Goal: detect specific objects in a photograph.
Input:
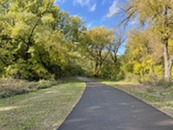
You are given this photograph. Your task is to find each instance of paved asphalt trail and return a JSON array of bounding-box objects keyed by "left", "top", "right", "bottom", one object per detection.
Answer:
[{"left": 57, "top": 81, "right": 173, "bottom": 130}]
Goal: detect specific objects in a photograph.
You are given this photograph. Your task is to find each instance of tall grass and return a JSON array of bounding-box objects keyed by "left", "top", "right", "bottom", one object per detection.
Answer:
[{"left": 0, "top": 79, "right": 63, "bottom": 98}]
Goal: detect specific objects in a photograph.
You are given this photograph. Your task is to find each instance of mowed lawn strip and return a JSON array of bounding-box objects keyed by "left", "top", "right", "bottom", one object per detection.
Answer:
[
  {"left": 0, "top": 82, "right": 86, "bottom": 130},
  {"left": 101, "top": 80, "right": 173, "bottom": 118}
]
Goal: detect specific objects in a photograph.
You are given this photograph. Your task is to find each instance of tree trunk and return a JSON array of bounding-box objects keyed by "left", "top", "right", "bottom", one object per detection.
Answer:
[
  {"left": 164, "top": 39, "right": 172, "bottom": 82},
  {"left": 94, "top": 62, "right": 99, "bottom": 77},
  {"left": 24, "top": 43, "right": 30, "bottom": 61}
]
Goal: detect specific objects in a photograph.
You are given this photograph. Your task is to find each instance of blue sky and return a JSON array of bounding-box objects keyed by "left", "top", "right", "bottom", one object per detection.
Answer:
[
  {"left": 54, "top": 0, "right": 136, "bottom": 54},
  {"left": 54, "top": 0, "right": 129, "bottom": 29}
]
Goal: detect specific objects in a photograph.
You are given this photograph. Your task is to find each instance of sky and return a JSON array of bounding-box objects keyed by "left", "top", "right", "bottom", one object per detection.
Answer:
[
  {"left": 54, "top": 0, "right": 136, "bottom": 54},
  {"left": 54, "top": 0, "right": 130, "bottom": 29}
]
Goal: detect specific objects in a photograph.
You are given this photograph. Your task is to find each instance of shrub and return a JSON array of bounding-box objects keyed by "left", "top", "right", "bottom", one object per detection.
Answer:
[
  {"left": 0, "top": 78, "right": 62, "bottom": 98},
  {"left": 0, "top": 79, "right": 30, "bottom": 98},
  {"left": 124, "top": 73, "right": 140, "bottom": 83}
]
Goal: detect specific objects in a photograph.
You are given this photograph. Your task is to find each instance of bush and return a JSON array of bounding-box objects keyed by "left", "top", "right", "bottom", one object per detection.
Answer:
[
  {"left": 0, "top": 78, "right": 62, "bottom": 98},
  {"left": 124, "top": 73, "right": 140, "bottom": 83},
  {"left": 139, "top": 73, "right": 163, "bottom": 85},
  {"left": 0, "top": 79, "right": 30, "bottom": 98},
  {"left": 4, "top": 59, "right": 55, "bottom": 81}
]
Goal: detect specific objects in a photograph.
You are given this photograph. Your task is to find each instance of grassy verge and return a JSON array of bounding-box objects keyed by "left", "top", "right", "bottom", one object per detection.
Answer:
[
  {"left": 0, "top": 81, "right": 86, "bottom": 130},
  {"left": 101, "top": 80, "right": 173, "bottom": 117}
]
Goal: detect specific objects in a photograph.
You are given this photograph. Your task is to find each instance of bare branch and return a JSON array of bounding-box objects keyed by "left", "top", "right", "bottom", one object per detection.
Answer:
[{"left": 109, "top": 28, "right": 126, "bottom": 63}]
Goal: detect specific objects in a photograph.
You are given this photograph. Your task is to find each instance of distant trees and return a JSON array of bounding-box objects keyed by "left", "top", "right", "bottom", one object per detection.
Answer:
[{"left": 80, "top": 26, "right": 115, "bottom": 77}]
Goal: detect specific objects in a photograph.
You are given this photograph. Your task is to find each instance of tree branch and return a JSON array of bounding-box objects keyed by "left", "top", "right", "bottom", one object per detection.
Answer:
[{"left": 28, "top": 17, "right": 41, "bottom": 43}]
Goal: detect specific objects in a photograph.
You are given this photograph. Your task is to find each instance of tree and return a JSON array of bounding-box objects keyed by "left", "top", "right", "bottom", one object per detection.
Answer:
[
  {"left": 115, "top": 0, "right": 173, "bottom": 82},
  {"left": 123, "top": 29, "right": 163, "bottom": 83},
  {"left": 0, "top": 0, "right": 86, "bottom": 80},
  {"left": 0, "top": 0, "right": 61, "bottom": 79},
  {"left": 80, "top": 26, "right": 115, "bottom": 77},
  {"left": 109, "top": 28, "right": 125, "bottom": 64}
]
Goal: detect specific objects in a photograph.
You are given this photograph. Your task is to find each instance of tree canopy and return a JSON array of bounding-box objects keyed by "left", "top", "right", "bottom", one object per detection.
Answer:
[
  {"left": 2, "top": 0, "right": 173, "bottom": 84},
  {"left": 0, "top": 0, "right": 86, "bottom": 80},
  {"left": 0, "top": 0, "right": 118, "bottom": 80}
]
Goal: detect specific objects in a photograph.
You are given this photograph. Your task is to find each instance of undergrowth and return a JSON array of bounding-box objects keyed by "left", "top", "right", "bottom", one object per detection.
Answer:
[{"left": 0, "top": 79, "right": 64, "bottom": 98}]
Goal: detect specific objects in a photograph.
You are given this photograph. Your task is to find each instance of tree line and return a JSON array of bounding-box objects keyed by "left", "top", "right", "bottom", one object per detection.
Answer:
[
  {"left": 0, "top": 0, "right": 119, "bottom": 80},
  {"left": 1, "top": 0, "right": 173, "bottom": 83}
]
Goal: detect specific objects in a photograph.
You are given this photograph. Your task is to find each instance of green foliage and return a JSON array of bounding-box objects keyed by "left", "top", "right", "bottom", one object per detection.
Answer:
[
  {"left": 121, "top": 30, "right": 163, "bottom": 84},
  {"left": 124, "top": 0, "right": 173, "bottom": 82},
  {"left": 3, "top": 0, "right": 173, "bottom": 86},
  {"left": 80, "top": 26, "right": 115, "bottom": 77},
  {"left": 5, "top": 59, "right": 32, "bottom": 79},
  {"left": 99, "top": 55, "right": 122, "bottom": 80},
  {"left": 0, "top": 0, "right": 86, "bottom": 80}
]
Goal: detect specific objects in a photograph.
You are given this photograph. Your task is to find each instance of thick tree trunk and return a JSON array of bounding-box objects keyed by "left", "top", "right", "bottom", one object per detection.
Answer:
[{"left": 164, "top": 39, "right": 172, "bottom": 82}]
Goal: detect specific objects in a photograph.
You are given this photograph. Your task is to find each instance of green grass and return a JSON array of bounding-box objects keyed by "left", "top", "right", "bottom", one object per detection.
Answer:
[
  {"left": 0, "top": 82, "right": 86, "bottom": 130},
  {"left": 101, "top": 80, "right": 173, "bottom": 117}
]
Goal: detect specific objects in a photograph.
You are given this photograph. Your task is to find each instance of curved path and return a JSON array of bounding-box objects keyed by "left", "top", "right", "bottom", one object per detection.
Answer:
[{"left": 57, "top": 81, "right": 173, "bottom": 130}]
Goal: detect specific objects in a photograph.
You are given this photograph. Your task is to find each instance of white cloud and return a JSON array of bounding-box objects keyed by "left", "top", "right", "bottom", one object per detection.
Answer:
[
  {"left": 86, "top": 23, "right": 92, "bottom": 29},
  {"left": 89, "top": 3, "right": 97, "bottom": 12},
  {"left": 107, "top": 0, "right": 120, "bottom": 17},
  {"left": 86, "top": 21, "right": 95, "bottom": 29},
  {"left": 86, "top": 22, "right": 93, "bottom": 29},
  {"left": 130, "top": 19, "right": 138, "bottom": 25},
  {"left": 55, "top": 0, "right": 66, "bottom": 4},
  {"left": 130, "top": 16, "right": 139, "bottom": 25},
  {"left": 73, "top": 0, "right": 91, "bottom": 6},
  {"left": 73, "top": 0, "right": 97, "bottom": 12}
]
